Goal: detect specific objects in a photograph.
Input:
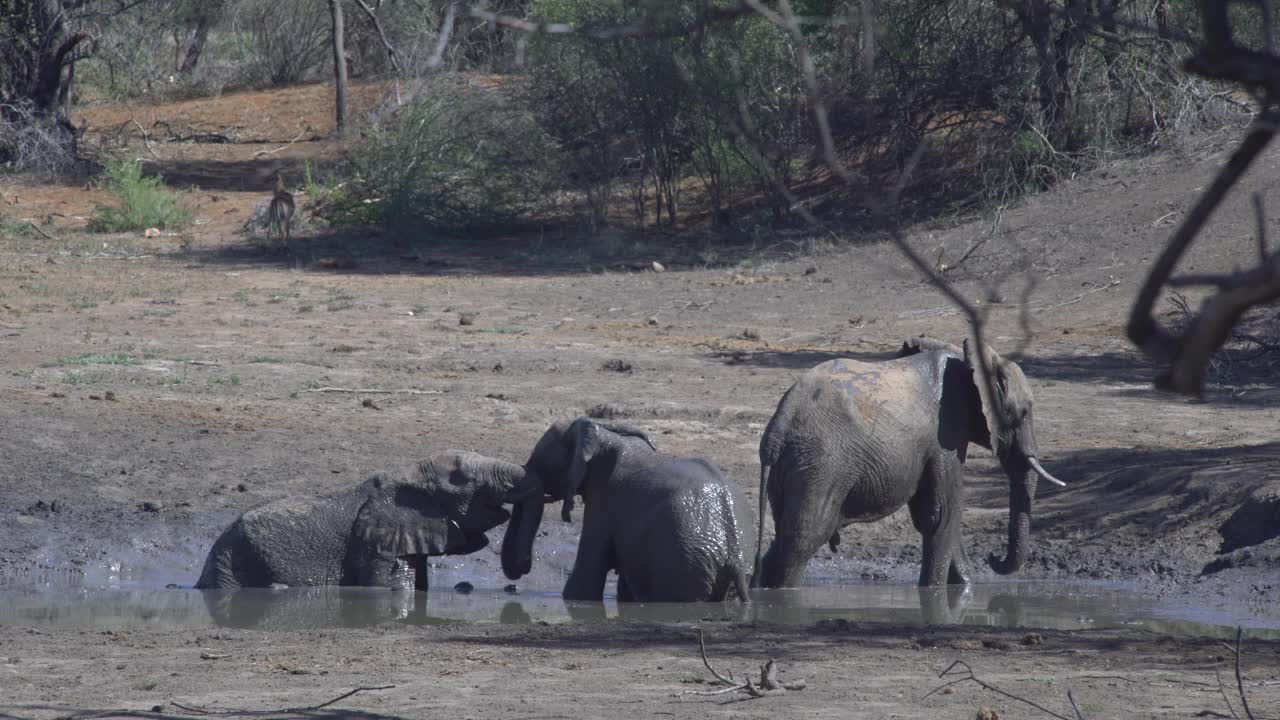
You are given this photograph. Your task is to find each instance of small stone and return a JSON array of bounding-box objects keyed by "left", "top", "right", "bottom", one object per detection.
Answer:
[
  {"left": 104, "top": 390, "right": 116, "bottom": 401},
  {"left": 651, "top": 261, "right": 665, "bottom": 273},
  {"left": 454, "top": 581, "right": 474, "bottom": 594},
  {"left": 139, "top": 500, "right": 162, "bottom": 513},
  {"left": 1021, "top": 632, "right": 1043, "bottom": 646},
  {"left": 235, "top": 483, "right": 248, "bottom": 493},
  {"left": 361, "top": 398, "right": 380, "bottom": 410},
  {"left": 151, "top": 706, "right": 165, "bottom": 713},
  {"left": 741, "top": 328, "right": 761, "bottom": 340},
  {"left": 976, "top": 708, "right": 999, "bottom": 720},
  {"left": 803, "top": 266, "right": 817, "bottom": 276},
  {"left": 458, "top": 312, "right": 476, "bottom": 326},
  {"left": 504, "top": 584, "right": 519, "bottom": 594},
  {"left": 646, "top": 316, "right": 658, "bottom": 326}
]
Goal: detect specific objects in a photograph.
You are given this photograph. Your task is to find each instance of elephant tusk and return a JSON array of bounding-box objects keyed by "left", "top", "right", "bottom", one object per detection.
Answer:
[{"left": 1028, "top": 456, "right": 1066, "bottom": 487}]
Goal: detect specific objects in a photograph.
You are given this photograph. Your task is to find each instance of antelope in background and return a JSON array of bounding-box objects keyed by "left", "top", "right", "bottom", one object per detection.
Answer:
[{"left": 268, "top": 173, "right": 295, "bottom": 242}]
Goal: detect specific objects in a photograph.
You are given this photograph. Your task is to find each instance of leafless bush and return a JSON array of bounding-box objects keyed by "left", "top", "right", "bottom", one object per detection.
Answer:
[
  {"left": 232, "top": 0, "right": 333, "bottom": 87},
  {"left": 0, "top": 103, "right": 81, "bottom": 177}
]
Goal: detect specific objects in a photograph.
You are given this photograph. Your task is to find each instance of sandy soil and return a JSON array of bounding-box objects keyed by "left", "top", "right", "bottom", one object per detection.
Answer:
[{"left": 1, "top": 86, "right": 1279, "bottom": 718}]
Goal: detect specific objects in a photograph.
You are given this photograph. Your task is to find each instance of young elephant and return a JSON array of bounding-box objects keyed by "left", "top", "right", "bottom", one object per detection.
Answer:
[
  {"left": 501, "top": 417, "right": 752, "bottom": 603},
  {"left": 754, "top": 336, "right": 1063, "bottom": 589},
  {"left": 196, "top": 450, "right": 536, "bottom": 591}
]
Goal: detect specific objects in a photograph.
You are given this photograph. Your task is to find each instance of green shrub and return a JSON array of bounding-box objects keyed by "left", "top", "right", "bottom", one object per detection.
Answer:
[
  {"left": 90, "top": 159, "right": 190, "bottom": 232},
  {"left": 326, "top": 76, "right": 554, "bottom": 231}
]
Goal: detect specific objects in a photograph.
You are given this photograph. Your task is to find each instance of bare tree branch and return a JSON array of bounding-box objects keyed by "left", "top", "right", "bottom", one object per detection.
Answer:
[
  {"left": 428, "top": 1, "right": 460, "bottom": 69},
  {"left": 1125, "top": 1, "right": 1280, "bottom": 395},
  {"left": 348, "top": 0, "right": 401, "bottom": 73}
]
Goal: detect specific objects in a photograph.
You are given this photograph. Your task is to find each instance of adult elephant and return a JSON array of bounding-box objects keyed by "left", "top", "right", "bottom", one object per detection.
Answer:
[
  {"left": 196, "top": 450, "right": 538, "bottom": 591},
  {"left": 501, "top": 417, "right": 752, "bottom": 602},
  {"left": 753, "top": 336, "right": 1063, "bottom": 588}
]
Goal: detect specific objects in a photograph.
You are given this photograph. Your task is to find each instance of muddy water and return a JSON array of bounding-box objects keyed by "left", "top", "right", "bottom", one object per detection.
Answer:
[{"left": 1, "top": 562, "right": 1276, "bottom": 636}]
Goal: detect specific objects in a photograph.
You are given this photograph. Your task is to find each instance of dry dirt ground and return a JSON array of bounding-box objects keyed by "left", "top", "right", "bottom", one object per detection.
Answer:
[{"left": 1, "top": 86, "right": 1279, "bottom": 718}]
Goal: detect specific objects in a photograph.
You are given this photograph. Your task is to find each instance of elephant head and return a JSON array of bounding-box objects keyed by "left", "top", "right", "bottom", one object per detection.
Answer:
[
  {"left": 500, "top": 417, "right": 656, "bottom": 581},
  {"left": 353, "top": 450, "right": 538, "bottom": 566},
  {"left": 899, "top": 336, "right": 1062, "bottom": 577},
  {"left": 960, "top": 339, "right": 1063, "bottom": 576}
]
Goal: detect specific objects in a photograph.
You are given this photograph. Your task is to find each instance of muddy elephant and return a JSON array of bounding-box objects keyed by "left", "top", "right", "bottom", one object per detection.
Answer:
[
  {"left": 501, "top": 417, "right": 752, "bottom": 602},
  {"left": 753, "top": 336, "right": 1062, "bottom": 588},
  {"left": 196, "top": 450, "right": 538, "bottom": 591}
]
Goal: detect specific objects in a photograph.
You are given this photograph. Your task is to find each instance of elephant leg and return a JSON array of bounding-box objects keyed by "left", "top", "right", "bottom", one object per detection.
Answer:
[
  {"left": 761, "top": 474, "right": 843, "bottom": 588},
  {"left": 562, "top": 511, "right": 614, "bottom": 602},
  {"left": 908, "top": 460, "right": 969, "bottom": 587},
  {"left": 410, "top": 555, "right": 429, "bottom": 593},
  {"left": 616, "top": 574, "right": 633, "bottom": 603}
]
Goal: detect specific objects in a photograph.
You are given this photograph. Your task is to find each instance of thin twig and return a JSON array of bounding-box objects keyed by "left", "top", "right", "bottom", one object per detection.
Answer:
[
  {"left": 1255, "top": 193, "right": 1269, "bottom": 263},
  {"left": 251, "top": 128, "right": 308, "bottom": 158},
  {"left": 923, "top": 661, "right": 1077, "bottom": 720},
  {"left": 132, "top": 119, "right": 160, "bottom": 159},
  {"left": 301, "top": 387, "right": 442, "bottom": 395},
  {"left": 349, "top": 0, "right": 401, "bottom": 73},
  {"left": 26, "top": 220, "right": 54, "bottom": 239},
  {"left": 168, "top": 685, "right": 395, "bottom": 716},
  {"left": 1068, "top": 688, "right": 1087, "bottom": 720},
  {"left": 1236, "top": 627, "right": 1257, "bottom": 720},
  {"left": 695, "top": 628, "right": 738, "bottom": 686},
  {"left": 1216, "top": 665, "right": 1241, "bottom": 720}
]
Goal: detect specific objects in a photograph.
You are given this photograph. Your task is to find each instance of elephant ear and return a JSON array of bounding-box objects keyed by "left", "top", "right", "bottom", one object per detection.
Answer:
[
  {"left": 351, "top": 478, "right": 477, "bottom": 558},
  {"left": 961, "top": 338, "right": 1006, "bottom": 450}
]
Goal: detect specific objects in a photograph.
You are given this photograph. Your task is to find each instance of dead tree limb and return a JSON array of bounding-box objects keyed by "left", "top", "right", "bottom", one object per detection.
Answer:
[
  {"left": 1125, "top": 0, "right": 1280, "bottom": 396},
  {"left": 923, "top": 660, "right": 1078, "bottom": 720},
  {"left": 684, "top": 629, "right": 805, "bottom": 699},
  {"left": 301, "top": 387, "right": 442, "bottom": 395},
  {"left": 168, "top": 685, "right": 395, "bottom": 716},
  {"left": 349, "top": 0, "right": 401, "bottom": 73},
  {"left": 695, "top": 628, "right": 738, "bottom": 686}
]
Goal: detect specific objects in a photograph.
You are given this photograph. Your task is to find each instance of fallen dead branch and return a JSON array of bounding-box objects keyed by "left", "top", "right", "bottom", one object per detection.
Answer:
[
  {"left": 26, "top": 220, "right": 53, "bottom": 239},
  {"left": 923, "top": 660, "right": 1080, "bottom": 720},
  {"left": 132, "top": 119, "right": 160, "bottom": 159},
  {"left": 683, "top": 628, "right": 806, "bottom": 699},
  {"left": 167, "top": 684, "right": 394, "bottom": 716},
  {"left": 301, "top": 387, "right": 443, "bottom": 395},
  {"left": 251, "top": 127, "right": 309, "bottom": 158}
]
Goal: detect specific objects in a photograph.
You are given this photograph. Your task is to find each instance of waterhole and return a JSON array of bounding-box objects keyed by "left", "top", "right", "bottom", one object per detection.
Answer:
[{"left": 0, "top": 558, "right": 1275, "bottom": 636}]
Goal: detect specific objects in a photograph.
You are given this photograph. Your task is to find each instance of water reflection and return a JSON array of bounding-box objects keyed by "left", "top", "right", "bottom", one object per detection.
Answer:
[{"left": 1, "top": 576, "right": 1278, "bottom": 635}]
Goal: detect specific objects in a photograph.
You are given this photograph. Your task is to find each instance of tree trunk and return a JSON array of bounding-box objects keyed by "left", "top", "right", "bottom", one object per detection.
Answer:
[
  {"left": 1154, "top": 0, "right": 1171, "bottom": 39},
  {"left": 179, "top": 16, "right": 211, "bottom": 75},
  {"left": 329, "top": 0, "right": 349, "bottom": 136}
]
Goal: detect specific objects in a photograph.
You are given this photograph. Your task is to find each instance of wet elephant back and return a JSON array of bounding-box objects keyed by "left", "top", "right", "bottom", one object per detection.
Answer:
[
  {"left": 611, "top": 458, "right": 745, "bottom": 601},
  {"left": 236, "top": 492, "right": 363, "bottom": 586}
]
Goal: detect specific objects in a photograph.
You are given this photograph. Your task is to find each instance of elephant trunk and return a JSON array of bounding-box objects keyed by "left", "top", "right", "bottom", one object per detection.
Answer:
[
  {"left": 988, "top": 445, "right": 1037, "bottom": 576},
  {"left": 501, "top": 489, "right": 545, "bottom": 581}
]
